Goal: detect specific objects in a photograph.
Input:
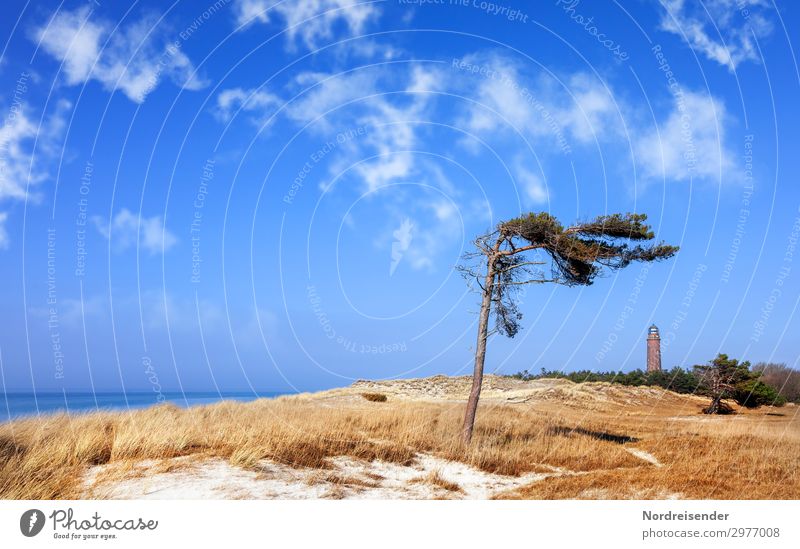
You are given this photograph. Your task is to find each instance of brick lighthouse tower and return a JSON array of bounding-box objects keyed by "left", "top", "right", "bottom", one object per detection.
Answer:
[{"left": 647, "top": 324, "right": 662, "bottom": 372}]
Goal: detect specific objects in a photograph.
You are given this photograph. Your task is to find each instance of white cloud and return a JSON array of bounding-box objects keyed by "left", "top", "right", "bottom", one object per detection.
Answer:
[
  {"left": 658, "top": 0, "right": 774, "bottom": 70},
  {"left": 356, "top": 153, "right": 415, "bottom": 192},
  {"left": 233, "top": 0, "right": 380, "bottom": 50},
  {"left": 0, "top": 101, "right": 71, "bottom": 204},
  {"left": 356, "top": 67, "right": 442, "bottom": 192},
  {"left": 0, "top": 106, "right": 37, "bottom": 203},
  {"left": 515, "top": 164, "right": 548, "bottom": 205},
  {"left": 0, "top": 99, "right": 71, "bottom": 249},
  {"left": 454, "top": 52, "right": 738, "bottom": 185},
  {"left": 554, "top": 73, "right": 620, "bottom": 144},
  {"left": 335, "top": 38, "right": 401, "bottom": 61},
  {"left": 431, "top": 200, "right": 457, "bottom": 222},
  {"left": 286, "top": 70, "right": 376, "bottom": 124},
  {"left": 636, "top": 91, "right": 735, "bottom": 182},
  {"left": 34, "top": 7, "right": 104, "bottom": 84},
  {"left": 234, "top": 0, "right": 275, "bottom": 26},
  {"left": 214, "top": 47, "right": 740, "bottom": 199},
  {"left": 456, "top": 53, "right": 620, "bottom": 151},
  {"left": 33, "top": 7, "right": 208, "bottom": 103},
  {"left": 92, "top": 208, "right": 177, "bottom": 254},
  {"left": 214, "top": 87, "right": 283, "bottom": 124},
  {"left": 284, "top": 65, "right": 442, "bottom": 193},
  {"left": 379, "top": 196, "right": 461, "bottom": 274},
  {"left": 214, "top": 66, "right": 442, "bottom": 194},
  {"left": 233, "top": 0, "right": 378, "bottom": 45},
  {"left": 459, "top": 55, "right": 537, "bottom": 135}
]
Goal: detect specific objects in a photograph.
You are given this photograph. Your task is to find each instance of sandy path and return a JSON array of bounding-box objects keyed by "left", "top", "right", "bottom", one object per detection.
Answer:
[{"left": 84, "top": 454, "right": 564, "bottom": 500}]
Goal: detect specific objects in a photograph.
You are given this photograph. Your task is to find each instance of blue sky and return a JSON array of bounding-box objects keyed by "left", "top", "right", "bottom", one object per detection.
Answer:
[{"left": 0, "top": 0, "right": 799, "bottom": 394}]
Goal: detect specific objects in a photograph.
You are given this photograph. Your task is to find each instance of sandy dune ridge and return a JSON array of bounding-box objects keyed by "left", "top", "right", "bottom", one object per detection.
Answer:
[{"left": 60, "top": 376, "right": 795, "bottom": 500}]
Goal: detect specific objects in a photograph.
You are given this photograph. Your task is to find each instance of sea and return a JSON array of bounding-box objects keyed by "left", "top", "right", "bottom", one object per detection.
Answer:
[{"left": 0, "top": 391, "right": 288, "bottom": 423}]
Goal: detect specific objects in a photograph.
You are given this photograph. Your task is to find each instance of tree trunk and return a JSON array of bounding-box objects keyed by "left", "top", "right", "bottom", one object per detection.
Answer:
[
  {"left": 462, "top": 254, "right": 498, "bottom": 445},
  {"left": 706, "top": 375, "right": 722, "bottom": 414}
]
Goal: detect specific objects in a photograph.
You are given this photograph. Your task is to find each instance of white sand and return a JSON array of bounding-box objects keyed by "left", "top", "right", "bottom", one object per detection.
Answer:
[
  {"left": 624, "top": 447, "right": 662, "bottom": 467},
  {"left": 84, "top": 454, "right": 561, "bottom": 500}
]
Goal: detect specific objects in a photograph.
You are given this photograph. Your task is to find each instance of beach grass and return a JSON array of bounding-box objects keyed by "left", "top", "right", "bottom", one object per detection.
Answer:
[{"left": 0, "top": 385, "right": 798, "bottom": 499}]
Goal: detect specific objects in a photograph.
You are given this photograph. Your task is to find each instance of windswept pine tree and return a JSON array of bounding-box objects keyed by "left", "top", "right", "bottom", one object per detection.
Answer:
[
  {"left": 694, "top": 354, "right": 786, "bottom": 413},
  {"left": 458, "top": 212, "right": 679, "bottom": 443}
]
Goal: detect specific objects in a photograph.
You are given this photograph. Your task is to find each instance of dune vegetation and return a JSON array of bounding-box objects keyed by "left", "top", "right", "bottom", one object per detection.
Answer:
[{"left": 0, "top": 376, "right": 797, "bottom": 499}]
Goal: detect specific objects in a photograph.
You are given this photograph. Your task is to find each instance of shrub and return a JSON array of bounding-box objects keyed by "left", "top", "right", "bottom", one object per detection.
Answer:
[
  {"left": 511, "top": 366, "right": 700, "bottom": 395},
  {"left": 361, "top": 393, "right": 387, "bottom": 402},
  {"left": 734, "top": 379, "right": 786, "bottom": 408},
  {"left": 515, "top": 355, "right": 791, "bottom": 412}
]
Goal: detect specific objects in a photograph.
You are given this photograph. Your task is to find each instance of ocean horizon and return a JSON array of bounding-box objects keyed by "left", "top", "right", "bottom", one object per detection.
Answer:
[{"left": 0, "top": 391, "right": 290, "bottom": 422}]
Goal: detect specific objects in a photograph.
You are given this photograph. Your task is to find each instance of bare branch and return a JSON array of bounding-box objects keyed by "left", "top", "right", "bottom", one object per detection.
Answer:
[
  {"left": 500, "top": 278, "right": 560, "bottom": 286},
  {"left": 495, "top": 260, "right": 547, "bottom": 273}
]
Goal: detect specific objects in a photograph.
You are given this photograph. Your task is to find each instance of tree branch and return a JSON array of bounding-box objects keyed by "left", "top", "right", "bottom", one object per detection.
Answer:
[
  {"left": 497, "top": 243, "right": 546, "bottom": 256},
  {"left": 495, "top": 260, "right": 547, "bottom": 273},
  {"left": 499, "top": 278, "right": 561, "bottom": 286}
]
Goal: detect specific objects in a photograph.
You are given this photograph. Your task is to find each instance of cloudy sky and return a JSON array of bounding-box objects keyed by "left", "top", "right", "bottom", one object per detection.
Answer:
[{"left": 1, "top": 0, "right": 799, "bottom": 395}]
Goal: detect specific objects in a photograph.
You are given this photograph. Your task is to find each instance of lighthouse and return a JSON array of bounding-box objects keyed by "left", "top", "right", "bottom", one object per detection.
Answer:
[{"left": 646, "top": 324, "right": 662, "bottom": 372}]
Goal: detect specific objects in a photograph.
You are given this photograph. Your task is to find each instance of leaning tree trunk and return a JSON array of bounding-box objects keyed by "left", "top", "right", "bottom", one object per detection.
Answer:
[
  {"left": 462, "top": 255, "right": 497, "bottom": 444},
  {"left": 705, "top": 376, "right": 722, "bottom": 414}
]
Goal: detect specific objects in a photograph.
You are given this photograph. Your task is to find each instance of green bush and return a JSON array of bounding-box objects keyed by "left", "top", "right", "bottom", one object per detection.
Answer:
[{"left": 734, "top": 379, "right": 786, "bottom": 408}]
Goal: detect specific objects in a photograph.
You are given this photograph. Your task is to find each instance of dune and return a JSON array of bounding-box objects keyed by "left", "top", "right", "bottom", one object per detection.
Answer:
[{"left": 1, "top": 375, "right": 797, "bottom": 499}]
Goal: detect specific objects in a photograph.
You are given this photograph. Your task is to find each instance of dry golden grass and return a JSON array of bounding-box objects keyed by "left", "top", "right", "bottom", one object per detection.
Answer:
[
  {"left": 495, "top": 403, "right": 800, "bottom": 499},
  {"left": 410, "top": 470, "right": 464, "bottom": 493},
  {"left": 0, "top": 385, "right": 797, "bottom": 499}
]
